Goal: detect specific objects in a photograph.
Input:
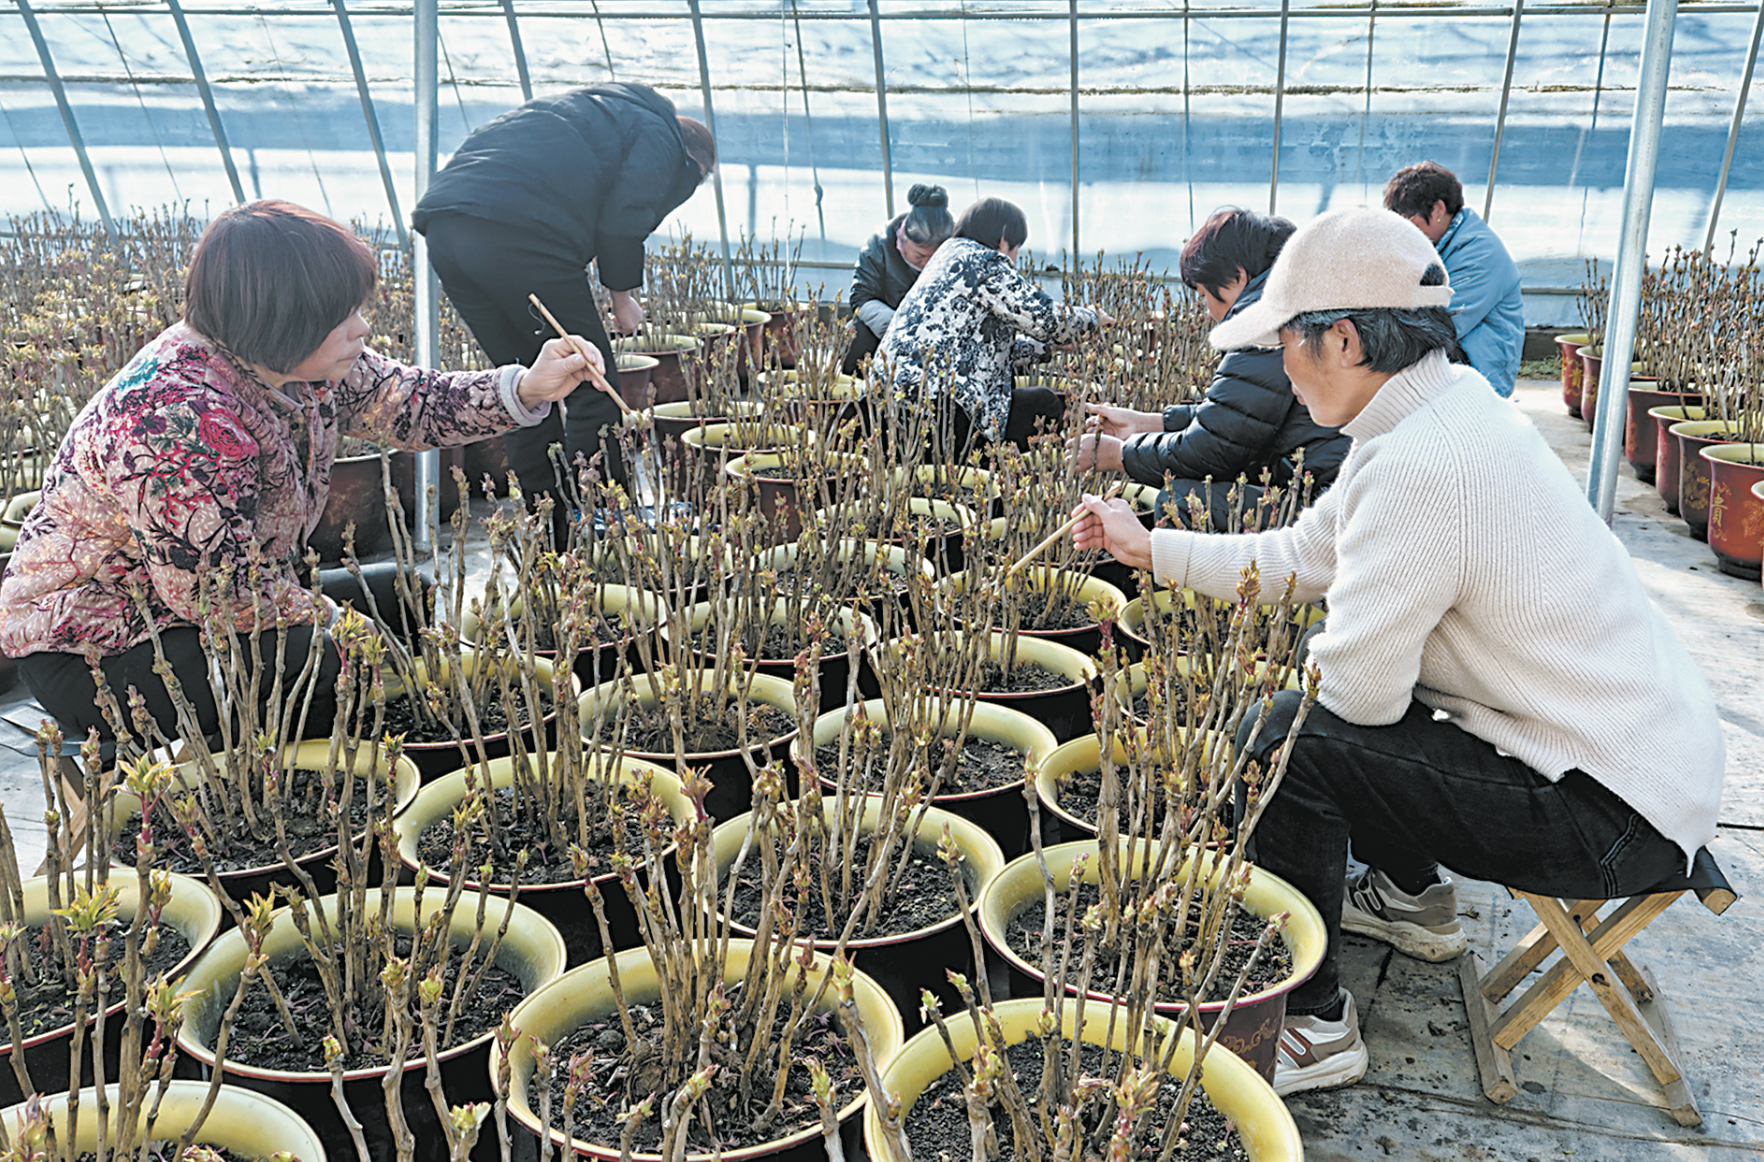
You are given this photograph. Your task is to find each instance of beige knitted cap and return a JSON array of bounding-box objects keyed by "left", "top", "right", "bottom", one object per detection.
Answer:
[{"left": 1208, "top": 206, "right": 1455, "bottom": 351}]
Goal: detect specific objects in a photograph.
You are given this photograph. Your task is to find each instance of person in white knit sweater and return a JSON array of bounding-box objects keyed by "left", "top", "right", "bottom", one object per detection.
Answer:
[{"left": 1070, "top": 206, "right": 1725, "bottom": 1097}]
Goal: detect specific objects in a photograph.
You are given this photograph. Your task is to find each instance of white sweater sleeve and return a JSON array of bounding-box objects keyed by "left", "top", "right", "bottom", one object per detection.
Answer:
[{"left": 1148, "top": 440, "right": 1465, "bottom": 727}]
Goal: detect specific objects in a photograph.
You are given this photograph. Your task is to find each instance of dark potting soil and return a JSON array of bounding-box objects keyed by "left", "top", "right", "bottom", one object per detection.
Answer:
[
  {"left": 226, "top": 934, "right": 523, "bottom": 1072},
  {"left": 1003, "top": 881, "right": 1293, "bottom": 1003},
  {"left": 690, "top": 620, "right": 847, "bottom": 662},
  {"left": 812, "top": 735, "right": 1027, "bottom": 796},
  {"left": 415, "top": 782, "right": 655, "bottom": 886},
  {"left": 621, "top": 698, "right": 794, "bottom": 755},
  {"left": 727, "top": 830, "right": 967, "bottom": 940},
  {"left": 539, "top": 985, "right": 863, "bottom": 1154},
  {"left": 116, "top": 765, "right": 389, "bottom": 875},
  {"left": 970, "top": 661, "right": 1071, "bottom": 694},
  {"left": 769, "top": 565, "right": 909, "bottom": 603},
  {"left": 1055, "top": 765, "right": 1174, "bottom": 830},
  {"left": 1013, "top": 587, "right": 1099, "bottom": 632},
  {"left": 507, "top": 610, "right": 622, "bottom": 654},
  {"left": 13, "top": 919, "right": 193, "bottom": 1039},
  {"left": 902, "top": 1035, "right": 1246, "bottom": 1160},
  {"left": 382, "top": 686, "right": 553, "bottom": 746}
]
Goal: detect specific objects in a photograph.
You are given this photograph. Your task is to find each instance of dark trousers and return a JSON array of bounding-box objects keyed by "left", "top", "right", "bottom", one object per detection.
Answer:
[
  {"left": 1154, "top": 480, "right": 1269, "bottom": 533},
  {"left": 922, "top": 386, "right": 1067, "bottom": 461},
  {"left": 421, "top": 213, "right": 628, "bottom": 504},
  {"left": 17, "top": 565, "right": 411, "bottom": 748},
  {"left": 1235, "top": 690, "right": 1684, "bottom": 1015}
]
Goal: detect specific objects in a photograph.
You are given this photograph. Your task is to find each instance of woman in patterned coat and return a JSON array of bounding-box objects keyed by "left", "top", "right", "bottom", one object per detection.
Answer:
[
  {"left": 876, "top": 197, "right": 1109, "bottom": 458},
  {"left": 0, "top": 201, "right": 601, "bottom": 746}
]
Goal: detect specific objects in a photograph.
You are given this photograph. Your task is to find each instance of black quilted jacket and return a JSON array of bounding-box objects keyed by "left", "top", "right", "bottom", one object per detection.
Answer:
[{"left": 1119, "top": 271, "right": 1351, "bottom": 491}]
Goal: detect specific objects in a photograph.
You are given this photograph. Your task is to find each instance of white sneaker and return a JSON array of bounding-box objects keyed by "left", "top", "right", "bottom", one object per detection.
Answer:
[
  {"left": 1274, "top": 989, "right": 1369, "bottom": 1096},
  {"left": 1340, "top": 866, "right": 1468, "bottom": 962}
]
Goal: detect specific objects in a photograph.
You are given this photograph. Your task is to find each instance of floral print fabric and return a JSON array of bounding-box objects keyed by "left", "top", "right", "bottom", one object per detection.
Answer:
[
  {"left": 877, "top": 237, "right": 1100, "bottom": 440},
  {"left": 0, "top": 321, "right": 537, "bottom": 658}
]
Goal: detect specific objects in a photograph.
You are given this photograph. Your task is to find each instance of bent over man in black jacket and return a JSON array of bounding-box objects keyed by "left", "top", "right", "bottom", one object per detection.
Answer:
[
  {"left": 1069, "top": 208, "right": 1350, "bottom": 531},
  {"left": 414, "top": 83, "right": 715, "bottom": 530}
]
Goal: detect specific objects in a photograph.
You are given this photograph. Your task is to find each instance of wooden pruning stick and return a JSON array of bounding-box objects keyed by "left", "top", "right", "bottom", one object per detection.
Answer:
[
  {"left": 1003, "top": 481, "right": 1124, "bottom": 578},
  {"left": 527, "top": 293, "right": 635, "bottom": 418}
]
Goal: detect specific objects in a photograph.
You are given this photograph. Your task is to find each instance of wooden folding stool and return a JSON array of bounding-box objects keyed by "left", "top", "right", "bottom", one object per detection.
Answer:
[{"left": 1458, "top": 846, "right": 1738, "bottom": 1127}]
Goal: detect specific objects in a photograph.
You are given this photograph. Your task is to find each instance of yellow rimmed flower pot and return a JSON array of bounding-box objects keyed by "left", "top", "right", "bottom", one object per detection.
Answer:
[
  {"left": 976, "top": 838, "right": 1326, "bottom": 1082},
  {"left": 0, "top": 1081, "right": 328, "bottom": 1162},
  {"left": 392, "top": 752, "right": 693, "bottom": 967},
  {"left": 799, "top": 696, "right": 1058, "bottom": 859},
  {"left": 1700, "top": 442, "right": 1764, "bottom": 580},
  {"left": 941, "top": 565, "right": 1127, "bottom": 659},
  {"left": 496, "top": 938, "right": 903, "bottom": 1160},
  {"left": 1669, "top": 419, "right": 1745, "bottom": 541},
  {"left": 665, "top": 594, "right": 880, "bottom": 712},
  {"left": 864, "top": 996, "right": 1301, "bottom": 1162},
  {"left": 175, "top": 886, "right": 566, "bottom": 1162}
]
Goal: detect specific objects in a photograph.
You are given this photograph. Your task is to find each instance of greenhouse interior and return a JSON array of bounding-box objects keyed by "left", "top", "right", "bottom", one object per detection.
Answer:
[{"left": 1, "top": 1, "right": 1762, "bottom": 1160}]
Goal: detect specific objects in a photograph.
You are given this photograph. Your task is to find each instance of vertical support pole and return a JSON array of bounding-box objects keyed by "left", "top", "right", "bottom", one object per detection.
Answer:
[
  {"left": 869, "top": 0, "right": 894, "bottom": 220},
  {"left": 167, "top": 0, "right": 245, "bottom": 204},
  {"left": 16, "top": 0, "right": 116, "bottom": 243},
  {"left": 1588, "top": 0, "right": 1677, "bottom": 522},
  {"left": 501, "top": 0, "right": 533, "bottom": 102},
  {"left": 1704, "top": 0, "right": 1764, "bottom": 254},
  {"left": 1269, "top": 0, "right": 1290, "bottom": 215},
  {"left": 1484, "top": 0, "right": 1525, "bottom": 222},
  {"left": 1354, "top": 0, "right": 1378, "bottom": 190},
  {"left": 333, "top": 0, "right": 407, "bottom": 248},
  {"left": 687, "top": 0, "right": 737, "bottom": 302},
  {"left": 413, "top": 0, "right": 440, "bottom": 549},
  {"left": 1069, "top": 0, "right": 1081, "bottom": 263}
]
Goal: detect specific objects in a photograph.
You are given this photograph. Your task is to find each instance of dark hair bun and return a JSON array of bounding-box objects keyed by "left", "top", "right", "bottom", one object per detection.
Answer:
[{"left": 907, "top": 184, "right": 949, "bottom": 209}]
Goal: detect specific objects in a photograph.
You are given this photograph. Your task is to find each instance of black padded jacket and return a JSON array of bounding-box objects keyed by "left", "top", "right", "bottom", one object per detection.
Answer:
[
  {"left": 841, "top": 214, "right": 921, "bottom": 374},
  {"left": 1118, "top": 271, "right": 1351, "bottom": 492},
  {"left": 412, "top": 83, "right": 703, "bottom": 292}
]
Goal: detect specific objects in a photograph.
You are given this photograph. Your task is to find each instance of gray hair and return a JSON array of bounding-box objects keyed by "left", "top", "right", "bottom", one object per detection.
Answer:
[{"left": 1281, "top": 263, "right": 1457, "bottom": 374}]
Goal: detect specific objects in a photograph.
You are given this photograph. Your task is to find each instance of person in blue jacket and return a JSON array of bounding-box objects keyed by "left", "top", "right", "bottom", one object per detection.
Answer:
[
  {"left": 1068, "top": 207, "right": 1351, "bottom": 531},
  {"left": 1383, "top": 161, "right": 1525, "bottom": 397}
]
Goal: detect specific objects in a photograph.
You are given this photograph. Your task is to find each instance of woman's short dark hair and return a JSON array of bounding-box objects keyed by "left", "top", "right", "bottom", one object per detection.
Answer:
[
  {"left": 901, "top": 183, "right": 954, "bottom": 247},
  {"left": 1180, "top": 207, "right": 1296, "bottom": 298},
  {"left": 953, "top": 197, "right": 1028, "bottom": 251},
  {"left": 677, "top": 116, "right": 717, "bottom": 176},
  {"left": 184, "top": 200, "right": 376, "bottom": 374},
  {"left": 1283, "top": 263, "right": 1458, "bottom": 374},
  {"left": 1383, "top": 161, "right": 1465, "bottom": 221}
]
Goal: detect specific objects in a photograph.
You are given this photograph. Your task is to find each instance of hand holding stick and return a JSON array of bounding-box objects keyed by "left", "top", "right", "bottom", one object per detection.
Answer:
[
  {"left": 1004, "top": 481, "right": 1124, "bottom": 578},
  {"left": 527, "top": 293, "right": 634, "bottom": 418}
]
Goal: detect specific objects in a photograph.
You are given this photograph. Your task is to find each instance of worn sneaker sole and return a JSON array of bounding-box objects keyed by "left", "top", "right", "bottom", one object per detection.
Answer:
[
  {"left": 1340, "top": 909, "right": 1468, "bottom": 962},
  {"left": 1273, "top": 1039, "right": 1369, "bottom": 1097}
]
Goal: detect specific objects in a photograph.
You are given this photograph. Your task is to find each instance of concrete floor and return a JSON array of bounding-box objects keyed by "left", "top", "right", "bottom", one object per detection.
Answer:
[{"left": 0, "top": 375, "right": 1759, "bottom": 1157}]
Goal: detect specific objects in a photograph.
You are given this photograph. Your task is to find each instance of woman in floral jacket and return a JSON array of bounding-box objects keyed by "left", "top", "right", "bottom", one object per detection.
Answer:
[
  {"left": 877, "top": 197, "right": 1109, "bottom": 458},
  {"left": 0, "top": 201, "right": 601, "bottom": 746}
]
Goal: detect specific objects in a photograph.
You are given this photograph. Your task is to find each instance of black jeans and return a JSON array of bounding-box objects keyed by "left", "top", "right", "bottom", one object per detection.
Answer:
[
  {"left": 17, "top": 564, "right": 412, "bottom": 748},
  {"left": 1235, "top": 690, "right": 1684, "bottom": 1015},
  {"left": 421, "top": 213, "right": 628, "bottom": 505},
  {"left": 1154, "top": 480, "right": 1268, "bottom": 533},
  {"left": 918, "top": 386, "right": 1067, "bottom": 462}
]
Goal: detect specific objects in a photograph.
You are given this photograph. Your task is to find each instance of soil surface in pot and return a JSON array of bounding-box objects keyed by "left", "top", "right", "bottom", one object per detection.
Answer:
[
  {"left": 769, "top": 564, "right": 907, "bottom": 604},
  {"left": 903, "top": 1036, "right": 1246, "bottom": 1160},
  {"left": 969, "top": 661, "right": 1071, "bottom": 694},
  {"left": 814, "top": 736, "right": 1027, "bottom": 796},
  {"left": 72, "top": 1147, "right": 261, "bottom": 1162},
  {"left": 1053, "top": 766, "right": 1177, "bottom": 830},
  {"left": 1010, "top": 587, "right": 1102, "bottom": 632},
  {"left": 118, "top": 765, "right": 390, "bottom": 874},
  {"left": 13, "top": 921, "right": 193, "bottom": 1038},
  {"left": 621, "top": 697, "right": 793, "bottom": 754},
  {"left": 690, "top": 619, "right": 849, "bottom": 662},
  {"left": 1004, "top": 881, "right": 1295, "bottom": 1001},
  {"left": 498, "top": 609, "right": 626, "bottom": 654},
  {"left": 538, "top": 981, "right": 862, "bottom": 1154},
  {"left": 416, "top": 782, "right": 656, "bottom": 886},
  {"left": 728, "top": 831, "right": 967, "bottom": 940},
  {"left": 227, "top": 933, "right": 523, "bottom": 1071},
  {"left": 384, "top": 687, "right": 554, "bottom": 744}
]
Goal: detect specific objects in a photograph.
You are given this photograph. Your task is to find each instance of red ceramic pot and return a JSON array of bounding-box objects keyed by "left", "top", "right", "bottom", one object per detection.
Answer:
[
  {"left": 1701, "top": 443, "right": 1764, "bottom": 580},
  {"left": 1651, "top": 405, "right": 1707, "bottom": 514},
  {"left": 1555, "top": 332, "right": 1590, "bottom": 418},
  {"left": 1625, "top": 388, "right": 1700, "bottom": 485},
  {"left": 1670, "top": 420, "right": 1743, "bottom": 542},
  {"left": 1577, "top": 346, "right": 1654, "bottom": 433}
]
